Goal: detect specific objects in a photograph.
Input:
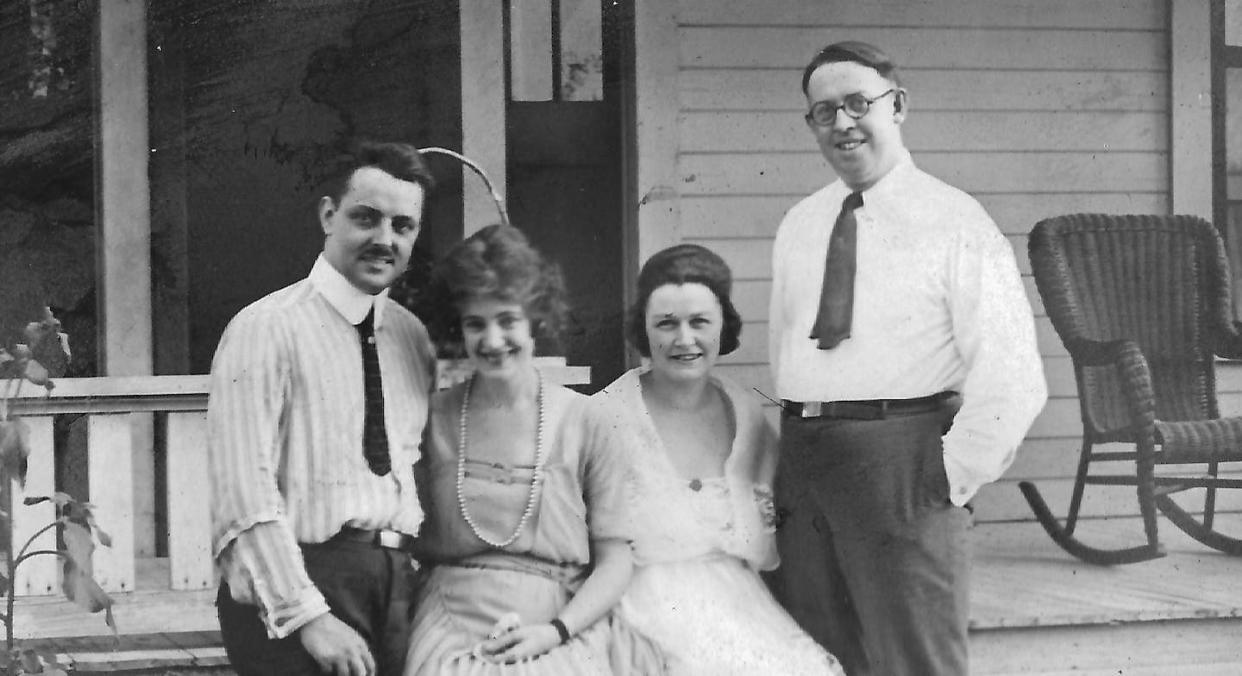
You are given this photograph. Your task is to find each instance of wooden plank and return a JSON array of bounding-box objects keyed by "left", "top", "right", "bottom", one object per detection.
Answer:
[
  {"left": 973, "top": 620, "right": 1242, "bottom": 676},
  {"left": 461, "top": 0, "right": 507, "bottom": 235},
  {"left": 676, "top": 0, "right": 1167, "bottom": 31},
  {"left": 1170, "top": 0, "right": 1214, "bottom": 220},
  {"left": 730, "top": 280, "right": 771, "bottom": 326},
  {"left": 165, "top": 411, "right": 213, "bottom": 591},
  {"left": 1028, "top": 396, "right": 1081, "bottom": 438},
  {"left": 678, "top": 151, "right": 1168, "bottom": 197},
  {"left": 12, "top": 416, "right": 58, "bottom": 596},
  {"left": 681, "top": 68, "right": 1169, "bottom": 113},
  {"left": 679, "top": 193, "right": 1169, "bottom": 239},
  {"left": 971, "top": 515, "right": 1242, "bottom": 628},
  {"left": 973, "top": 476, "right": 1242, "bottom": 522},
  {"left": 98, "top": 0, "right": 153, "bottom": 378},
  {"left": 635, "top": 0, "right": 684, "bottom": 262},
  {"left": 14, "top": 585, "right": 219, "bottom": 640},
  {"left": 680, "top": 111, "right": 1167, "bottom": 154},
  {"left": 88, "top": 414, "right": 135, "bottom": 593},
  {"left": 679, "top": 27, "right": 1167, "bottom": 71}
]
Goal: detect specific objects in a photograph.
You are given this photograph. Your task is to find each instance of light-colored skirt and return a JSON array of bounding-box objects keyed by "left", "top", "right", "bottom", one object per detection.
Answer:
[
  {"left": 621, "top": 555, "right": 844, "bottom": 676},
  {"left": 405, "top": 554, "right": 666, "bottom": 675}
]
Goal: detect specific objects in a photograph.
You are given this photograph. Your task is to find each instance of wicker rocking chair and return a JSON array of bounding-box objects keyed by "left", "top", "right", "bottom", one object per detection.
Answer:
[{"left": 1021, "top": 213, "right": 1242, "bottom": 564}]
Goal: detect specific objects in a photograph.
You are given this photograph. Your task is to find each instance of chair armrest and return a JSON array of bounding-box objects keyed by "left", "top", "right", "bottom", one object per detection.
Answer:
[
  {"left": 1214, "top": 320, "right": 1242, "bottom": 361},
  {"left": 1065, "top": 338, "right": 1157, "bottom": 434}
]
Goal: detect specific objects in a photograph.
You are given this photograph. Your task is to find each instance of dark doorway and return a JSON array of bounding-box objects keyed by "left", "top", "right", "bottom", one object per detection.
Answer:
[{"left": 504, "top": 0, "right": 633, "bottom": 392}]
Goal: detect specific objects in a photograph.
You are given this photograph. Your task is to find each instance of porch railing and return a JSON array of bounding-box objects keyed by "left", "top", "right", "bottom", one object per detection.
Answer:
[{"left": 8, "top": 358, "right": 589, "bottom": 598}]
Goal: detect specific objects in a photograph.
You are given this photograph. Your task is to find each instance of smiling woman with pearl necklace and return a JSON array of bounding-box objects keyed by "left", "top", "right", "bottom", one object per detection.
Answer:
[{"left": 404, "top": 225, "right": 664, "bottom": 675}]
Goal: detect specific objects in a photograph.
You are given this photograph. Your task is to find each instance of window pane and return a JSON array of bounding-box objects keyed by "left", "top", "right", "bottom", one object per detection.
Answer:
[
  {"left": 1228, "top": 0, "right": 1242, "bottom": 47},
  {"left": 509, "top": 0, "right": 553, "bottom": 101},
  {"left": 0, "top": 0, "right": 99, "bottom": 376},
  {"left": 559, "top": 0, "right": 601, "bottom": 101}
]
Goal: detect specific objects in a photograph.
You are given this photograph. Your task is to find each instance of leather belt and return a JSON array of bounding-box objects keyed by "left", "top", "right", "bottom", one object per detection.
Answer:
[
  {"left": 781, "top": 392, "right": 952, "bottom": 420},
  {"left": 330, "top": 526, "right": 418, "bottom": 555}
]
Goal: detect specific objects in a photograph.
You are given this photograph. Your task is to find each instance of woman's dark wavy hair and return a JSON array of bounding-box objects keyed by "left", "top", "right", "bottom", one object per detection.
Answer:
[
  {"left": 426, "top": 224, "right": 568, "bottom": 355},
  {"left": 626, "top": 244, "right": 742, "bottom": 358}
]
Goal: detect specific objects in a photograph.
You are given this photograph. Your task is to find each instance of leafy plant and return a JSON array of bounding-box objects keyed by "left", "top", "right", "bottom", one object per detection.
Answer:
[{"left": 0, "top": 308, "right": 114, "bottom": 674}]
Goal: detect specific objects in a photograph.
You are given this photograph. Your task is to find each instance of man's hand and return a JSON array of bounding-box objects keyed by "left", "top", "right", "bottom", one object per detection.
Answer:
[
  {"left": 298, "top": 613, "right": 375, "bottom": 676},
  {"left": 478, "top": 623, "right": 562, "bottom": 664}
]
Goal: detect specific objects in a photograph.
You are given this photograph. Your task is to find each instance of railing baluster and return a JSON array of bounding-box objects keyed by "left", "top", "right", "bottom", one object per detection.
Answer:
[
  {"left": 88, "top": 414, "right": 135, "bottom": 593},
  {"left": 12, "top": 416, "right": 58, "bottom": 596},
  {"left": 166, "top": 411, "right": 213, "bottom": 590}
]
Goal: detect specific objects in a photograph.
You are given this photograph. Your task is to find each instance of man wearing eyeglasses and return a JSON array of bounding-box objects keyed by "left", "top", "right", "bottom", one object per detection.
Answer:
[{"left": 768, "top": 41, "right": 1047, "bottom": 676}]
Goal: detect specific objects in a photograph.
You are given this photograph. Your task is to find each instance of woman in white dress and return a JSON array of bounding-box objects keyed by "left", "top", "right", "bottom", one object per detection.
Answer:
[{"left": 596, "top": 244, "right": 844, "bottom": 675}]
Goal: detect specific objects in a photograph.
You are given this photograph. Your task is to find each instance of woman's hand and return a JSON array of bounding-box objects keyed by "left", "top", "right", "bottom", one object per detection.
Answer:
[{"left": 478, "top": 623, "right": 562, "bottom": 663}]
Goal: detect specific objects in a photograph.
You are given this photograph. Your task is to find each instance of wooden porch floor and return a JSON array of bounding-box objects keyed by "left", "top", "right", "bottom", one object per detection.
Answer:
[{"left": 15, "top": 516, "right": 1242, "bottom": 673}]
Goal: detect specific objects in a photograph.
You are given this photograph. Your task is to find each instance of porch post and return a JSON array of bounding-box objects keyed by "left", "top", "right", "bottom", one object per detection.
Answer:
[
  {"left": 460, "top": 0, "right": 507, "bottom": 235},
  {"left": 97, "top": 0, "right": 155, "bottom": 562},
  {"left": 1169, "top": 0, "right": 1213, "bottom": 220}
]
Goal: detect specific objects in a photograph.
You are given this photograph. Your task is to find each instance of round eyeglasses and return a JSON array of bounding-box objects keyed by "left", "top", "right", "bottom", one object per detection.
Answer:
[{"left": 805, "top": 89, "right": 896, "bottom": 127}]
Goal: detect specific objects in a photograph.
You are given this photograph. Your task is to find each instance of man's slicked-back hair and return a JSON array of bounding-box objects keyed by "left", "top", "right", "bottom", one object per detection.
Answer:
[
  {"left": 324, "top": 140, "right": 437, "bottom": 203},
  {"left": 801, "top": 41, "right": 902, "bottom": 95}
]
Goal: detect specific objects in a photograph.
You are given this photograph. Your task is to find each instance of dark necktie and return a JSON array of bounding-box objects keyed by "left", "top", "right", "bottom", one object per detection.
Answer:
[
  {"left": 357, "top": 306, "right": 391, "bottom": 476},
  {"left": 809, "top": 191, "right": 863, "bottom": 350}
]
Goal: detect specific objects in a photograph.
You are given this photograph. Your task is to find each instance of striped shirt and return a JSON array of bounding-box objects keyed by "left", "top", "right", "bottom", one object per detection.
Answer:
[{"left": 208, "top": 255, "right": 435, "bottom": 638}]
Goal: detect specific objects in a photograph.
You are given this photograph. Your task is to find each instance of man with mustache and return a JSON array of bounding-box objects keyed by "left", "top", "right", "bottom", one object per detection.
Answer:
[
  {"left": 768, "top": 41, "right": 1047, "bottom": 675},
  {"left": 208, "top": 141, "right": 437, "bottom": 676}
]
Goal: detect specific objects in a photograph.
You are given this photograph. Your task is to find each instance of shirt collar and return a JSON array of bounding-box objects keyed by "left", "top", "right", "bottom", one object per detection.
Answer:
[
  {"left": 854, "top": 149, "right": 915, "bottom": 206},
  {"left": 308, "top": 255, "right": 388, "bottom": 327}
]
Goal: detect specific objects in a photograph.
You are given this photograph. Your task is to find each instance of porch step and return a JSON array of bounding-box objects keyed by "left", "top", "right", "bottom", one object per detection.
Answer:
[
  {"left": 23, "top": 631, "right": 232, "bottom": 675},
  {"left": 28, "top": 619, "right": 1242, "bottom": 675},
  {"left": 971, "top": 617, "right": 1242, "bottom": 675}
]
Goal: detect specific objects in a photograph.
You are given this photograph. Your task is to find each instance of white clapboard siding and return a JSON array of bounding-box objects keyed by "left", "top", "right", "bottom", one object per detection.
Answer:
[
  {"left": 679, "top": 151, "right": 1168, "bottom": 197},
  {"left": 681, "top": 111, "right": 1167, "bottom": 154},
  {"left": 675, "top": 0, "right": 1166, "bottom": 30},
  {"left": 682, "top": 193, "right": 1170, "bottom": 239},
  {"left": 678, "top": 26, "right": 1165, "bottom": 71},
  {"left": 649, "top": 0, "right": 1174, "bottom": 523},
  {"left": 681, "top": 69, "right": 1169, "bottom": 113}
]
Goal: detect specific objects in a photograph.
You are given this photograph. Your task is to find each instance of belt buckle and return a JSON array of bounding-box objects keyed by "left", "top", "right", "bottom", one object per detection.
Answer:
[
  {"left": 376, "top": 530, "right": 403, "bottom": 550},
  {"left": 802, "top": 401, "right": 822, "bottom": 418}
]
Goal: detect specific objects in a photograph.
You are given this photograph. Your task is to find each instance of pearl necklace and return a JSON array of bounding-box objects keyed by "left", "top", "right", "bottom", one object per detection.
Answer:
[{"left": 455, "top": 371, "right": 546, "bottom": 548}]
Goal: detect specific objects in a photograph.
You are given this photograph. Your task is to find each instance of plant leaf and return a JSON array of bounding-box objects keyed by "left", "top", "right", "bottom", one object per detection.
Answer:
[
  {"left": 18, "top": 649, "right": 40, "bottom": 673},
  {"left": 61, "top": 521, "right": 115, "bottom": 621},
  {"left": 21, "top": 360, "right": 50, "bottom": 389},
  {"left": 24, "top": 309, "right": 69, "bottom": 380},
  {"left": 61, "top": 500, "right": 110, "bottom": 547},
  {"left": 0, "top": 418, "right": 30, "bottom": 488}
]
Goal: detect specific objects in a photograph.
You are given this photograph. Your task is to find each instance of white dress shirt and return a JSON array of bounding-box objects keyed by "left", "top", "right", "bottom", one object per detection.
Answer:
[
  {"left": 769, "top": 151, "right": 1047, "bottom": 505},
  {"left": 208, "top": 255, "right": 435, "bottom": 638}
]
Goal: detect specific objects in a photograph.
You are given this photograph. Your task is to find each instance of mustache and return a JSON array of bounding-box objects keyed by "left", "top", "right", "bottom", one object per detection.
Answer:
[{"left": 360, "top": 245, "right": 398, "bottom": 260}]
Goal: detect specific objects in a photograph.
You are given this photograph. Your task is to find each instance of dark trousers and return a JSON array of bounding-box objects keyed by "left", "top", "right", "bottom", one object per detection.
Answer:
[
  {"left": 218, "top": 539, "right": 419, "bottom": 676},
  {"left": 772, "top": 404, "right": 971, "bottom": 676}
]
